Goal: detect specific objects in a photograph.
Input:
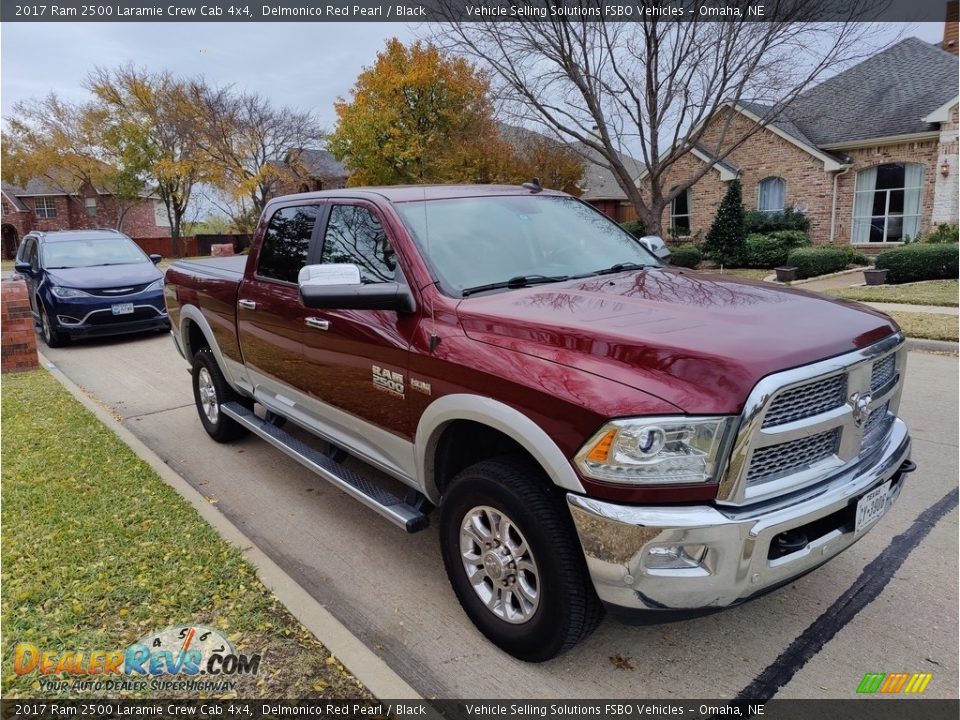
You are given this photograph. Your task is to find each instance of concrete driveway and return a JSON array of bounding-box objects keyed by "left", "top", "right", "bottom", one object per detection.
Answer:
[{"left": 39, "top": 333, "right": 958, "bottom": 699}]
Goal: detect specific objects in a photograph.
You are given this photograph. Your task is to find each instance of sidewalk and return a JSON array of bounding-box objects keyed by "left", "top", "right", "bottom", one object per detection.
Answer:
[{"left": 863, "top": 302, "right": 958, "bottom": 316}]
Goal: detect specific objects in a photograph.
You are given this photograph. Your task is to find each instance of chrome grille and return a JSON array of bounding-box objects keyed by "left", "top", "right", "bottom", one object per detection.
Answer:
[
  {"left": 762, "top": 374, "right": 847, "bottom": 428},
  {"left": 871, "top": 355, "right": 896, "bottom": 392},
  {"left": 719, "top": 335, "right": 907, "bottom": 506},
  {"left": 746, "top": 429, "right": 841, "bottom": 485},
  {"left": 862, "top": 401, "right": 893, "bottom": 448},
  {"left": 87, "top": 283, "right": 152, "bottom": 297}
]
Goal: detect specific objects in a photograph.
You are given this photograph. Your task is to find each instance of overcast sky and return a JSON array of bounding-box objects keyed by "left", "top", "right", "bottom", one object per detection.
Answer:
[
  {"left": 0, "top": 21, "right": 945, "bottom": 129},
  {"left": 1, "top": 22, "right": 417, "bottom": 128}
]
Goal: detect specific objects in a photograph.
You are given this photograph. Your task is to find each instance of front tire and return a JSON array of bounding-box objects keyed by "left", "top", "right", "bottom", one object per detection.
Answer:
[
  {"left": 440, "top": 457, "right": 604, "bottom": 661},
  {"left": 192, "top": 349, "right": 248, "bottom": 442},
  {"left": 39, "top": 304, "right": 68, "bottom": 348}
]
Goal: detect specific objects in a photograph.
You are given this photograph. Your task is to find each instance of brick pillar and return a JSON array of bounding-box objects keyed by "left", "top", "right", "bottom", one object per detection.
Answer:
[{"left": 2, "top": 279, "right": 39, "bottom": 374}]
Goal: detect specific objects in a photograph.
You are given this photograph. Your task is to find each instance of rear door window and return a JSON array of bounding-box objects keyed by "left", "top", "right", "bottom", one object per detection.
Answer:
[{"left": 257, "top": 205, "right": 321, "bottom": 283}]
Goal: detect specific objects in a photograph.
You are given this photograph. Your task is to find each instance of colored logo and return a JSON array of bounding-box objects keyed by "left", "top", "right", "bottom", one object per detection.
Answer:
[
  {"left": 14, "top": 625, "right": 260, "bottom": 680},
  {"left": 857, "top": 672, "right": 933, "bottom": 694}
]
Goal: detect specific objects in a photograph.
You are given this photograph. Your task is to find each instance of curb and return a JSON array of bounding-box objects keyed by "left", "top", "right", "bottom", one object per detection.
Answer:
[
  {"left": 38, "top": 352, "right": 421, "bottom": 701},
  {"left": 905, "top": 338, "right": 959, "bottom": 354}
]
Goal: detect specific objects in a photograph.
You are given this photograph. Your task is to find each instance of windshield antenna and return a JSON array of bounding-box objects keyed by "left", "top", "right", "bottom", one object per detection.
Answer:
[{"left": 522, "top": 177, "right": 542, "bottom": 193}]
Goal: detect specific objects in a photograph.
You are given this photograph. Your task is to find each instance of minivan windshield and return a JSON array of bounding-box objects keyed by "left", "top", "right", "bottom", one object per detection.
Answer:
[
  {"left": 42, "top": 237, "right": 150, "bottom": 269},
  {"left": 395, "top": 195, "right": 661, "bottom": 297}
]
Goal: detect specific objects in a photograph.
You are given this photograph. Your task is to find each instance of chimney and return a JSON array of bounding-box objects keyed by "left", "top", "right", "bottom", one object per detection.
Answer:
[{"left": 944, "top": 1, "right": 959, "bottom": 55}]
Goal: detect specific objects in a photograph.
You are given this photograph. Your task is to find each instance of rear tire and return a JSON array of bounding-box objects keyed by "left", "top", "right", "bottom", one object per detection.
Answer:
[
  {"left": 439, "top": 457, "right": 604, "bottom": 661},
  {"left": 192, "top": 349, "right": 248, "bottom": 442},
  {"left": 39, "top": 304, "right": 68, "bottom": 348}
]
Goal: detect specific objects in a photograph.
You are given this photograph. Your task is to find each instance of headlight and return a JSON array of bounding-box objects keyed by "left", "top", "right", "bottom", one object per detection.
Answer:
[
  {"left": 50, "top": 286, "right": 90, "bottom": 298},
  {"left": 574, "top": 416, "right": 735, "bottom": 485},
  {"left": 144, "top": 279, "right": 163, "bottom": 292}
]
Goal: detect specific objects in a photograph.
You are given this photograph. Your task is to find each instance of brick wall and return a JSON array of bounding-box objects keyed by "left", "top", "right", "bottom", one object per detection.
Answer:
[
  {"left": 932, "top": 103, "right": 959, "bottom": 224},
  {"left": 1, "top": 279, "right": 39, "bottom": 374},
  {"left": 659, "top": 107, "right": 945, "bottom": 246}
]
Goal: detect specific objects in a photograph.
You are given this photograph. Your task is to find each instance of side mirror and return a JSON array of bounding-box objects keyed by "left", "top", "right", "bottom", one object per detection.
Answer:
[
  {"left": 638, "top": 235, "right": 671, "bottom": 261},
  {"left": 13, "top": 261, "right": 33, "bottom": 276},
  {"left": 149, "top": 254, "right": 163, "bottom": 264},
  {"left": 298, "top": 263, "right": 416, "bottom": 313}
]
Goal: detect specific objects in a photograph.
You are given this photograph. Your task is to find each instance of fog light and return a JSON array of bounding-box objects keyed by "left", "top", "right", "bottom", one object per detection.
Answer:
[{"left": 645, "top": 544, "right": 707, "bottom": 570}]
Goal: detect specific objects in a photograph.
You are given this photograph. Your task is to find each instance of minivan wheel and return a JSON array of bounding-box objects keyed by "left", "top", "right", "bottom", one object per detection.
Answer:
[
  {"left": 440, "top": 457, "right": 604, "bottom": 662},
  {"left": 40, "top": 304, "right": 68, "bottom": 348},
  {"left": 192, "top": 349, "right": 248, "bottom": 442}
]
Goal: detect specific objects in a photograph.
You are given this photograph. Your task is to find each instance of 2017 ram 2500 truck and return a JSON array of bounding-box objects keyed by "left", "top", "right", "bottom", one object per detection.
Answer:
[{"left": 164, "top": 185, "right": 915, "bottom": 662}]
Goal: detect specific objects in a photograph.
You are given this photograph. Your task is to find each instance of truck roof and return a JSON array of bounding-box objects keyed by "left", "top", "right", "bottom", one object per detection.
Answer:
[{"left": 271, "top": 184, "right": 570, "bottom": 205}]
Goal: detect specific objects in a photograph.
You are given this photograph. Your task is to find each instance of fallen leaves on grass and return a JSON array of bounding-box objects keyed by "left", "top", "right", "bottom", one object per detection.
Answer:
[{"left": 1, "top": 370, "right": 370, "bottom": 701}]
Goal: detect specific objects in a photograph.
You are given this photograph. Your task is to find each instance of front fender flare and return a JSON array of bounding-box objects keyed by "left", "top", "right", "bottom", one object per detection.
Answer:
[{"left": 415, "top": 393, "right": 586, "bottom": 503}]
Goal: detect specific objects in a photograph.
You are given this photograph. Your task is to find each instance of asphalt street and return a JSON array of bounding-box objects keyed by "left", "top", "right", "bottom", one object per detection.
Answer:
[{"left": 39, "top": 332, "right": 959, "bottom": 699}]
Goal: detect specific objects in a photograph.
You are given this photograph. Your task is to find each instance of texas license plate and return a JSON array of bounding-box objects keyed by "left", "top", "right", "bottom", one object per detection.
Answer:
[
  {"left": 855, "top": 480, "right": 891, "bottom": 535},
  {"left": 111, "top": 303, "right": 134, "bottom": 315}
]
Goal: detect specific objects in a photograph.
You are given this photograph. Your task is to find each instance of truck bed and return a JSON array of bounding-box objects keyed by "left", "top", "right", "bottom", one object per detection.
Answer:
[{"left": 171, "top": 255, "right": 247, "bottom": 280}]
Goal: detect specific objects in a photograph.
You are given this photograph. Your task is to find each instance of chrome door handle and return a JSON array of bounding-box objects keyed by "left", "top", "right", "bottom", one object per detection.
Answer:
[
  {"left": 305, "top": 317, "right": 330, "bottom": 331},
  {"left": 238, "top": 299, "right": 257, "bottom": 310}
]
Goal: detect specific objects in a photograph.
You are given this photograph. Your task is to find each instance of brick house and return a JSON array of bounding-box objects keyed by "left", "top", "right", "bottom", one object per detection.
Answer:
[
  {"left": 651, "top": 35, "right": 959, "bottom": 247},
  {"left": 0, "top": 178, "right": 171, "bottom": 259},
  {"left": 271, "top": 148, "right": 350, "bottom": 197}
]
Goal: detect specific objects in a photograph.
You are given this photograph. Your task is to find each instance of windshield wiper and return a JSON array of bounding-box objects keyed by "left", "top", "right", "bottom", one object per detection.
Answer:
[
  {"left": 461, "top": 274, "right": 570, "bottom": 297},
  {"left": 572, "top": 261, "right": 651, "bottom": 279}
]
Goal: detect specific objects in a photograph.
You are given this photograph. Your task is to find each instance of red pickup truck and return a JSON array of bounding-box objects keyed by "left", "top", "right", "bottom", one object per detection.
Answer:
[{"left": 164, "top": 185, "right": 914, "bottom": 661}]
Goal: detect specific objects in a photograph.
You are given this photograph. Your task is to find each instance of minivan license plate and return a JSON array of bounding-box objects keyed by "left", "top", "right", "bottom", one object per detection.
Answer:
[
  {"left": 855, "top": 480, "right": 891, "bottom": 535},
  {"left": 112, "top": 303, "right": 134, "bottom": 315}
]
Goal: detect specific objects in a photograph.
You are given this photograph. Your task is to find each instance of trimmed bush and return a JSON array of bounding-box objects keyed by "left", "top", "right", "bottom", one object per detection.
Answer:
[
  {"left": 620, "top": 220, "right": 646, "bottom": 238},
  {"left": 669, "top": 244, "right": 702, "bottom": 269},
  {"left": 744, "top": 207, "right": 810, "bottom": 234},
  {"left": 786, "top": 246, "right": 850, "bottom": 279},
  {"left": 767, "top": 230, "right": 809, "bottom": 248},
  {"left": 874, "top": 243, "right": 959, "bottom": 284},
  {"left": 836, "top": 246, "right": 871, "bottom": 266},
  {"left": 744, "top": 234, "right": 790, "bottom": 268}
]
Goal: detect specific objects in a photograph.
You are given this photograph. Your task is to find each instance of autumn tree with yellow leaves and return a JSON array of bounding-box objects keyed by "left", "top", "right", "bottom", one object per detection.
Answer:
[{"left": 329, "top": 39, "right": 583, "bottom": 191}]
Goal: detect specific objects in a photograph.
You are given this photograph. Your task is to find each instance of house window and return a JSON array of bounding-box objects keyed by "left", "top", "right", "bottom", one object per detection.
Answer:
[
  {"left": 1, "top": 199, "right": 10, "bottom": 216},
  {"left": 758, "top": 177, "right": 787, "bottom": 213},
  {"left": 671, "top": 189, "right": 691, "bottom": 235},
  {"left": 35, "top": 197, "right": 57, "bottom": 219},
  {"left": 84, "top": 197, "right": 98, "bottom": 216},
  {"left": 852, "top": 163, "right": 924, "bottom": 243}
]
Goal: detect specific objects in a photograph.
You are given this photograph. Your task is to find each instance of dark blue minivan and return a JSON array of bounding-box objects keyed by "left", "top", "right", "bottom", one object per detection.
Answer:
[{"left": 14, "top": 229, "right": 169, "bottom": 347}]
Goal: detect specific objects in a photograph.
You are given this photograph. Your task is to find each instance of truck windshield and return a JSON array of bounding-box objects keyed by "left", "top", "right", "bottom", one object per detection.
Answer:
[{"left": 395, "top": 195, "right": 661, "bottom": 297}]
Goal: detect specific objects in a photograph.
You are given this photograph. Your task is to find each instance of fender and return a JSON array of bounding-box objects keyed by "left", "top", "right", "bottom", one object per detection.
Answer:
[
  {"left": 177, "top": 304, "right": 253, "bottom": 396},
  {"left": 415, "top": 393, "right": 586, "bottom": 502}
]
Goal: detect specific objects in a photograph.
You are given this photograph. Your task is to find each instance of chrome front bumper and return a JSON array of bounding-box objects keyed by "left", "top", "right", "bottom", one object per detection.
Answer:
[{"left": 567, "top": 419, "right": 912, "bottom": 611}]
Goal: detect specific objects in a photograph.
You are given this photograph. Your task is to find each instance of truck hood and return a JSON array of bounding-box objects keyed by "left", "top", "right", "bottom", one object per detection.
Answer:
[{"left": 456, "top": 268, "right": 898, "bottom": 414}]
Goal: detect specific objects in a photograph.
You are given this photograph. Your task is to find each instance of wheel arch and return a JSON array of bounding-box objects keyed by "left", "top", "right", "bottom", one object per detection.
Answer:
[
  {"left": 177, "top": 304, "right": 247, "bottom": 395},
  {"left": 415, "top": 394, "right": 585, "bottom": 503}
]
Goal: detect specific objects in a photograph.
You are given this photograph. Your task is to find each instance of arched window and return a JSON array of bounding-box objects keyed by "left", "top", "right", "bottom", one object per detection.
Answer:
[
  {"left": 852, "top": 163, "right": 924, "bottom": 243},
  {"left": 758, "top": 177, "right": 786, "bottom": 213}
]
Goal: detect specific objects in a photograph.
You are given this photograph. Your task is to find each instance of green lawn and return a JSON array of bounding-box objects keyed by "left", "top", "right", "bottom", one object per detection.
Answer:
[
  {"left": 697, "top": 268, "right": 771, "bottom": 281},
  {"left": 888, "top": 311, "right": 959, "bottom": 342},
  {"left": 1, "top": 370, "right": 371, "bottom": 700},
  {"left": 826, "top": 280, "right": 959, "bottom": 307}
]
